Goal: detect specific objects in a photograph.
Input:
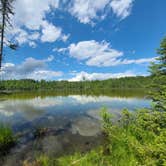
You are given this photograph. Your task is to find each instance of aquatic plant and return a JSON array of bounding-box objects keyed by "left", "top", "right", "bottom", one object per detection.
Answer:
[{"left": 34, "top": 127, "right": 49, "bottom": 138}]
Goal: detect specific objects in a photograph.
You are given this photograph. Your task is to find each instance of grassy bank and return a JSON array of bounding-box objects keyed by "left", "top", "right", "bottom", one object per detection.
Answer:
[
  {"left": 0, "top": 125, "right": 16, "bottom": 156},
  {"left": 23, "top": 108, "right": 166, "bottom": 166}
]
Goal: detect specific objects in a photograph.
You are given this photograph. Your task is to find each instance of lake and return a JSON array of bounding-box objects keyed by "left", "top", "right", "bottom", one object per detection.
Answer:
[{"left": 0, "top": 90, "right": 151, "bottom": 165}]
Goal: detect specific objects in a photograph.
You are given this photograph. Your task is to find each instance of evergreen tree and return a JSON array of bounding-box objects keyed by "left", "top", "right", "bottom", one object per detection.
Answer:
[
  {"left": 149, "top": 37, "right": 166, "bottom": 111},
  {"left": 0, "top": 0, "right": 17, "bottom": 69}
]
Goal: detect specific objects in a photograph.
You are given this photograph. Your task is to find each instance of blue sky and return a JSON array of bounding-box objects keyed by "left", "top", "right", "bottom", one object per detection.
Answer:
[{"left": 1, "top": 0, "right": 166, "bottom": 81}]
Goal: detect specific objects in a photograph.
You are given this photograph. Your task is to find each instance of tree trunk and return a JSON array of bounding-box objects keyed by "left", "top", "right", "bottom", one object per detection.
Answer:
[{"left": 0, "top": 0, "right": 6, "bottom": 69}]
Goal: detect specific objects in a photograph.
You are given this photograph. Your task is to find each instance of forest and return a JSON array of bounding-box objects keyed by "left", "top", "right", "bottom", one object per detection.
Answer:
[{"left": 0, "top": 76, "right": 153, "bottom": 91}]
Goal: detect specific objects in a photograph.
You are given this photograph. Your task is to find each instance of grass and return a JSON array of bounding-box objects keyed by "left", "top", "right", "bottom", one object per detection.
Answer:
[{"left": 0, "top": 124, "right": 16, "bottom": 156}]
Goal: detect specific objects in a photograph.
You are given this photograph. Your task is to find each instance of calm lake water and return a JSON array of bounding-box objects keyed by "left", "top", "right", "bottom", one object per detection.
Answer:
[
  {"left": 0, "top": 91, "right": 151, "bottom": 165},
  {"left": 0, "top": 91, "right": 151, "bottom": 133}
]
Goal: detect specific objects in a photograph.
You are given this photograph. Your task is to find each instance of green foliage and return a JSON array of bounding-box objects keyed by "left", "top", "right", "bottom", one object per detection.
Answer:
[
  {"left": 150, "top": 75, "right": 166, "bottom": 111},
  {"left": 100, "top": 107, "right": 112, "bottom": 131},
  {"left": 149, "top": 37, "right": 166, "bottom": 111},
  {"left": 0, "top": 76, "right": 153, "bottom": 91},
  {"left": 0, "top": 124, "right": 16, "bottom": 156},
  {"left": 36, "top": 155, "right": 58, "bottom": 166},
  {"left": 31, "top": 148, "right": 111, "bottom": 166},
  {"left": 101, "top": 109, "right": 166, "bottom": 165},
  {"left": 157, "top": 37, "right": 166, "bottom": 74}
]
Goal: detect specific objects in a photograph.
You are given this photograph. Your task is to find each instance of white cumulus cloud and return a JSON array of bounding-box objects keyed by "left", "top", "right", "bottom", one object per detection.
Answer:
[
  {"left": 68, "top": 0, "right": 134, "bottom": 24},
  {"left": 13, "top": 0, "right": 59, "bottom": 30},
  {"left": 110, "top": 0, "right": 134, "bottom": 19},
  {"left": 6, "top": 0, "right": 134, "bottom": 46},
  {"left": 0, "top": 56, "right": 63, "bottom": 80},
  {"left": 68, "top": 0, "right": 110, "bottom": 24},
  {"left": 8, "top": 0, "right": 68, "bottom": 46},
  {"left": 65, "top": 40, "right": 156, "bottom": 67},
  {"left": 41, "top": 21, "right": 62, "bottom": 42},
  {"left": 69, "top": 71, "right": 137, "bottom": 81}
]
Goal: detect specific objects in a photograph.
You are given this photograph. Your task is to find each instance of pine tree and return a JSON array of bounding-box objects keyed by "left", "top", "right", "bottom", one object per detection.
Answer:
[
  {"left": 0, "top": 0, "right": 17, "bottom": 69},
  {"left": 149, "top": 37, "right": 166, "bottom": 111}
]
